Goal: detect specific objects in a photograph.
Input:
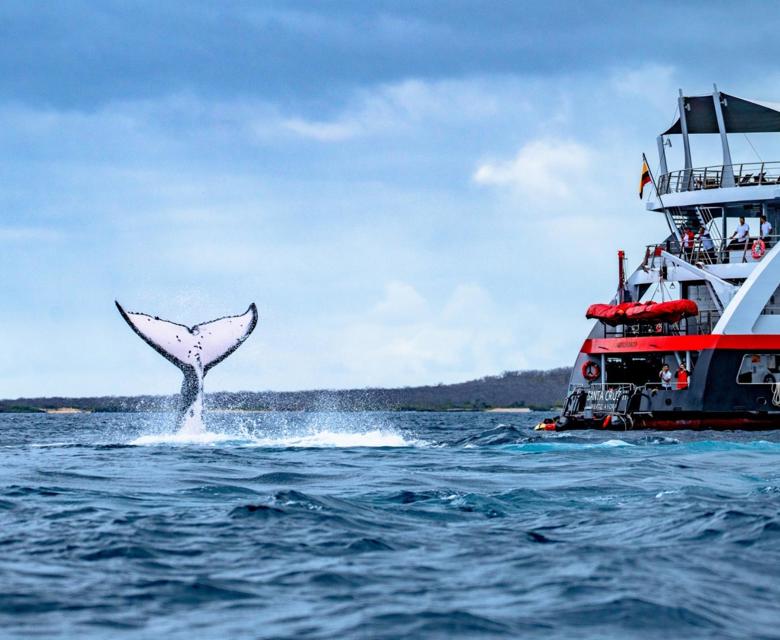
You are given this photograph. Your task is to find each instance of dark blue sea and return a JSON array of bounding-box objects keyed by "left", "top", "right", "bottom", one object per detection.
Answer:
[{"left": 2, "top": 411, "right": 780, "bottom": 639}]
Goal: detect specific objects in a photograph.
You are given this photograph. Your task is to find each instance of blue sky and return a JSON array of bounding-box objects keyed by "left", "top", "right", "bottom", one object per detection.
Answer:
[{"left": 4, "top": 1, "right": 780, "bottom": 397}]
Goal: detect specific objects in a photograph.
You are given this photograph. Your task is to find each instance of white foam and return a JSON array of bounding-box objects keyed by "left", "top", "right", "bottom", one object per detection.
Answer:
[
  {"left": 599, "top": 439, "right": 634, "bottom": 448},
  {"left": 245, "top": 428, "right": 421, "bottom": 448},
  {"left": 129, "top": 397, "right": 228, "bottom": 445},
  {"left": 129, "top": 427, "right": 423, "bottom": 448},
  {"left": 130, "top": 430, "right": 234, "bottom": 445},
  {"left": 30, "top": 442, "right": 77, "bottom": 448}
]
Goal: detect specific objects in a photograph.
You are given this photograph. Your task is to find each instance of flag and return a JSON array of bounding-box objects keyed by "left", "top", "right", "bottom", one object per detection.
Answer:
[{"left": 639, "top": 159, "right": 651, "bottom": 198}]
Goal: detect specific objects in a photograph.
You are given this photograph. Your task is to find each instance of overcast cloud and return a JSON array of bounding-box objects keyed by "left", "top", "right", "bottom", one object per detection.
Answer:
[{"left": 3, "top": 2, "right": 780, "bottom": 397}]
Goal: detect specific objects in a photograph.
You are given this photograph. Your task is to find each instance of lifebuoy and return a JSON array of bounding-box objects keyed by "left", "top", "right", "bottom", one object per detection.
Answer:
[
  {"left": 582, "top": 360, "right": 601, "bottom": 381},
  {"left": 752, "top": 239, "right": 766, "bottom": 260}
]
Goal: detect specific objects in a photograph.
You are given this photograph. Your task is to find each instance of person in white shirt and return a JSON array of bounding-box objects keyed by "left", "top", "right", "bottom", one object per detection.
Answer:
[
  {"left": 659, "top": 364, "right": 673, "bottom": 390},
  {"left": 760, "top": 215, "right": 773, "bottom": 248},
  {"left": 728, "top": 216, "right": 751, "bottom": 256},
  {"left": 699, "top": 226, "right": 716, "bottom": 263}
]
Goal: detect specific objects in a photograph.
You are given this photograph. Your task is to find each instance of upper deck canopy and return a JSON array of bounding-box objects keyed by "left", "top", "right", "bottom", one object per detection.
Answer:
[{"left": 663, "top": 93, "right": 780, "bottom": 135}]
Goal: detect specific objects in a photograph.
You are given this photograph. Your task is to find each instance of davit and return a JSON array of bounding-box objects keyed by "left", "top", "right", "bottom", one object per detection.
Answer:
[{"left": 116, "top": 302, "right": 258, "bottom": 432}]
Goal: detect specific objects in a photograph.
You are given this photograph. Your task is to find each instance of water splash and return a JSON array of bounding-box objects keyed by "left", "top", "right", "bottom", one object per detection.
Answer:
[
  {"left": 129, "top": 411, "right": 426, "bottom": 448},
  {"left": 130, "top": 384, "right": 221, "bottom": 444},
  {"left": 240, "top": 428, "right": 420, "bottom": 448},
  {"left": 501, "top": 438, "right": 634, "bottom": 453},
  {"left": 174, "top": 384, "right": 208, "bottom": 439},
  {"left": 130, "top": 430, "right": 233, "bottom": 446},
  {"left": 129, "top": 427, "right": 420, "bottom": 448}
]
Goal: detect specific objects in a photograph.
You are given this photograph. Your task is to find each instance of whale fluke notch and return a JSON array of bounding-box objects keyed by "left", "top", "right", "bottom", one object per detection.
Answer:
[{"left": 115, "top": 301, "right": 258, "bottom": 429}]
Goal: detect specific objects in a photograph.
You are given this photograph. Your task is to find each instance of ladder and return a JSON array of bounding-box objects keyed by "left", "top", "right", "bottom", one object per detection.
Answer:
[
  {"left": 698, "top": 206, "right": 724, "bottom": 246},
  {"left": 669, "top": 206, "right": 705, "bottom": 233}
]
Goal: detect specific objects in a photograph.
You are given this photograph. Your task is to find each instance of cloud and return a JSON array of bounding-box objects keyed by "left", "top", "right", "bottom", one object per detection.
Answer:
[
  {"left": 0, "top": 226, "right": 61, "bottom": 241},
  {"left": 611, "top": 64, "right": 677, "bottom": 110},
  {"left": 4, "top": 2, "right": 776, "bottom": 114},
  {"left": 279, "top": 78, "right": 508, "bottom": 142},
  {"left": 371, "top": 281, "right": 428, "bottom": 320},
  {"left": 198, "top": 280, "right": 533, "bottom": 393},
  {"left": 282, "top": 118, "right": 358, "bottom": 142},
  {"left": 473, "top": 138, "right": 593, "bottom": 200},
  {"left": 315, "top": 281, "right": 529, "bottom": 388},
  {"left": 0, "top": 71, "right": 668, "bottom": 397},
  {"left": 10, "top": 46, "right": 780, "bottom": 397}
]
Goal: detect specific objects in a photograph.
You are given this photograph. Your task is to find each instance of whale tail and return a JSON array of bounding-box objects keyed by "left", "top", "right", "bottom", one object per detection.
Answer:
[
  {"left": 115, "top": 302, "right": 258, "bottom": 375},
  {"left": 116, "top": 302, "right": 258, "bottom": 429}
]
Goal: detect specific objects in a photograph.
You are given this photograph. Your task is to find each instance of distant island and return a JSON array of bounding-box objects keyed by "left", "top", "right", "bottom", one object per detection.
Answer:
[{"left": 0, "top": 368, "right": 570, "bottom": 413}]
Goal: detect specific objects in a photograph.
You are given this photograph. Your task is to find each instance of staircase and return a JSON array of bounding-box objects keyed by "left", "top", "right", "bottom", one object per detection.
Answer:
[
  {"left": 669, "top": 206, "right": 705, "bottom": 232},
  {"left": 698, "top": 206, "right": 724, "bottom": 245}
]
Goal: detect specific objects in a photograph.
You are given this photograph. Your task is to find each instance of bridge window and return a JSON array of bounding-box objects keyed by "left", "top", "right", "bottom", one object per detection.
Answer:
[{"left": 736, "top": 353, "right": 780, "bottom": 384}]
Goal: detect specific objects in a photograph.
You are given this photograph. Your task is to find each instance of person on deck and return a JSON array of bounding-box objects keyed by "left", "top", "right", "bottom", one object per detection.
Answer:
[
  {"left": 728, "top": 216, "right": 750, "bottom": 251},
  {"left": 681, "top": 227, "right": 695, "bottom": 261},
  {"left": 676, "top": 362, "right": 689, "bottom": 390},
  {"left": 659, "top": 364, "right": 673, "bottom": 390},
  {"left": 761, "top": 215, "right": 773, "bottom": 248},
  {"left": 699, "top": 226, "right": 716, "bottom": 264}
]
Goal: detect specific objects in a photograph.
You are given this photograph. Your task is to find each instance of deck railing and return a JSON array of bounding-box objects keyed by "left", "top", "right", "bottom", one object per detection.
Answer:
[
  {"left": 644, "top": 234, "right": 780, "bottom": 267},
  {"left": 564, "top": 384, "right": 636, "bottom": 416},
  {"left": 601, "top": 311, "right": 721, "bottom": 338},
  {"left": 658, "top": 161, "right": 780, "bottom": 194}
]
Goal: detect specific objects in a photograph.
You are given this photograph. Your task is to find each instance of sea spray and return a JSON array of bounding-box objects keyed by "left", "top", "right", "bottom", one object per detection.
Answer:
[{"left": 130, "top": 409, "right": 426, "bottom": 447}]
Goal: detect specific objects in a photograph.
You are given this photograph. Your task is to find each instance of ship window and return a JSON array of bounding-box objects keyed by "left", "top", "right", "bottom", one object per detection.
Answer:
[
  {"left": 605, "top": 354, "right": 687, "bottom": 386},
  {"left": 736, "top": 353, "right": 780, "bottom": 384}
]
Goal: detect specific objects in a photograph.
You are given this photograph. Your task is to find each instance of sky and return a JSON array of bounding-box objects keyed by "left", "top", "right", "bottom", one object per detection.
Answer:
[{"left": 5, "top": 1, "right": 780, "bottom": 398}]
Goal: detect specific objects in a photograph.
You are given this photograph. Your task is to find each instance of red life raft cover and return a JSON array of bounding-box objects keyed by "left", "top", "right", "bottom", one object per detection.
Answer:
[
  {"left": 586, "top": 300, "right": 698, "bottom": 325},
  {"left": 585, "top": 302, "right": 636, "bottom": 326}
]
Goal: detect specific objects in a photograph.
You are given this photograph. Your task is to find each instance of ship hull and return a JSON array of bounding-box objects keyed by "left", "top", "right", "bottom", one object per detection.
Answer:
[
  {"left": 556, "top": 414, "right": 780, "bottom": 431},
  {"left": 558, "top": 345, "right": 780, "bottom": 431}
]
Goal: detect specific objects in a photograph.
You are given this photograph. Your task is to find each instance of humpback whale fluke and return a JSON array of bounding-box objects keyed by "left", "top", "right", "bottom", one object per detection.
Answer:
[{"left": 115, "top": 301, "right": 258, "bottom": 432}]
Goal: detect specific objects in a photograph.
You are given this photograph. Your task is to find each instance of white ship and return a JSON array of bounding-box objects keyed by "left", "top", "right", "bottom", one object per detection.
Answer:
[{"left": 547, "top": 86, "right": 780, "bottom": 431}]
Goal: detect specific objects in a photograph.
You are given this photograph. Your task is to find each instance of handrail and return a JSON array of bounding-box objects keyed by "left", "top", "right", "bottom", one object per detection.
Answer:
[
  {"left": 564, "top": 383, "right": 635, "bottom": 416},
  {"left": 658, "top": 161, "right": 780, "bottom": 194},
  {"left": 646, "top": 234, "right": 780, "bottom": 266},
  {"left": 562, "top": 383, "right": 656, "bottom": 421}
]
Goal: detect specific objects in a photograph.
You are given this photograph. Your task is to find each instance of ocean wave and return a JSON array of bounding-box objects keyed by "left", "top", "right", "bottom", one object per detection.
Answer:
[
  {"left": 353, "top": 610, "right": 515, "bottom": 638},
  {"left": 4, "top": 412, "right": 780, "bottom": 640},
  {"left": 501, "top": 439, "right": 634, "bottom": 452}
]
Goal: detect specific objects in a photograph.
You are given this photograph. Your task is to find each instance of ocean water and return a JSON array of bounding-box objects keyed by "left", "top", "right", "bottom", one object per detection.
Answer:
[{"left": 2, "top": 411, "right": 780, "bottom": 639}]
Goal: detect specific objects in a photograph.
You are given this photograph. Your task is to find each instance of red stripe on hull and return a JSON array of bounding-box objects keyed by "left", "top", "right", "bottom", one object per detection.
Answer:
[{"left": 581, "top": 334, "right": 780, "bottom": 354}]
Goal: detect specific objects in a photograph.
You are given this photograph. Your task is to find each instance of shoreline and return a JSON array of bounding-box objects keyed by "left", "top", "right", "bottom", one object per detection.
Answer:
[{"left": 1, "top": 406, "right": 556, "bottom": 415}]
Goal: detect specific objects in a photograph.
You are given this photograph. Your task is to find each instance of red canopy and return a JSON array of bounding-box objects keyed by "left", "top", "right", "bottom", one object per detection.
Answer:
[
  {"left": 585, "top": 302, "right": 636, "bottom": 326},
  {"left": 586, "top": 300, "right": 698, "bottom": 325}
]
